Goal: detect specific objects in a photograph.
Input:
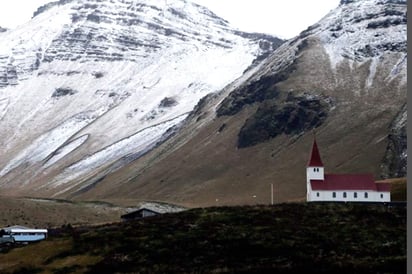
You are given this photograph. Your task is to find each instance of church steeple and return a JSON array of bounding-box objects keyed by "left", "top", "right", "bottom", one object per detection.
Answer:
[
  {"left": 306, "top": 137, "right": 325, "bottom": 187},
  {"left": 307, "top": 138, "right": 323, "bottom": 167}
]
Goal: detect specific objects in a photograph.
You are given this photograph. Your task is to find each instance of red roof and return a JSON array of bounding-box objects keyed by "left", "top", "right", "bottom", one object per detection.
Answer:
[
  {"left": 307, "top": 138, "right": 324, "bottom": 167},
  {"left": 311, "top": 174, "right": 391, "bottom": 191}
]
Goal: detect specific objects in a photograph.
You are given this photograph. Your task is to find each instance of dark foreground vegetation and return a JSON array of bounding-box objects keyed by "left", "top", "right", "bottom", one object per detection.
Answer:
[{"left": 0, "top": 203, "right": 406, "bottom": 273}]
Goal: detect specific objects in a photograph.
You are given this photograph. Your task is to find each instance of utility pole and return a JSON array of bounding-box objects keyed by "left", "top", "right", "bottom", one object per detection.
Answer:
[{"left": 271, "top": 183, "right": 274, "bottom": 205}]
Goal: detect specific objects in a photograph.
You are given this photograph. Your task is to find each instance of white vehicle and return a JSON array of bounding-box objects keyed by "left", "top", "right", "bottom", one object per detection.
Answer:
[{"left": 1, "top": 226, "right": 48, "bottom": 242}]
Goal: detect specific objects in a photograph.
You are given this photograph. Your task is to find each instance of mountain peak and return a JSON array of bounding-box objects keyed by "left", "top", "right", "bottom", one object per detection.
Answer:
[
  {"left": 340, "top": 0, "right": 406, "bottom": 5},
  {"left": 0, "top": 0, "right": 282, "bottom": 196},
  {"left": 309, "top": 0, "right": 407, "bottom": 68},
  {"left": 33, "top": 0, "right": 71, "bottom": 18}
]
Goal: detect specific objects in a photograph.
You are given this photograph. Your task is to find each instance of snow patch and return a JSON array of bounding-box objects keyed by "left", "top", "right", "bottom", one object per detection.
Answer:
[
  {"left": 49, "top": 114, "right": 188, "bottom": 193},
  {"left": 386, "top": 54, "right": 407, "bottom": 84},
  {"left": 0, "top": 112, "right": 97, "bottom": 177},
  {"left": 319, "top": 0, "right": 406, "bottom": 70},
  {"left": 43, "top": 134, "right": 89, "bottom": 168},
  {"left": 0, "top": 98, "right": 9, "bottom": 120},
  {"left": 366, "top": 57, "right": 378, "bottom": 88}
]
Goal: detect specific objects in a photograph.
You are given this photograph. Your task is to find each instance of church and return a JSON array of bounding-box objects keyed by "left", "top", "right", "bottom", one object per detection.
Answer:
[{"left": 306, "top": 138, "right": 391, "bottom": 202}]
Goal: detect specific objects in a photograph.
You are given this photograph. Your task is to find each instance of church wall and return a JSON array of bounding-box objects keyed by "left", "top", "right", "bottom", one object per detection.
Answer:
[
  {"left": 308, "top": 190, "right": 391, "bottom": 202},
  {"left": 306, "top": 167, "right": 324, "bottom": 182}
]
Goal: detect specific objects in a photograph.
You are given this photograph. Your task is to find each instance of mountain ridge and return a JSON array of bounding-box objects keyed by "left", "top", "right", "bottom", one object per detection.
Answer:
[
  {"left": 0, "top": 0, "right": 406, "bottom": 207},
  {"left": 68, "top": 0, "right": 406, "bottom": 206}
]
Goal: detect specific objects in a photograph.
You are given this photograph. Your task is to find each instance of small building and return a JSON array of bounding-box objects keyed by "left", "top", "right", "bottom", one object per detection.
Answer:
[
  {"left": 121, "top": 208, "right": 160, "bottom": 221},
  {"left": 121, "top": 202, "right": 187, "bottom": 221},
  {"left": 306, "top": 138, "right": 391, "bottom": 202},
  {"left": 0, "top": 225, "right": 48, "bottom": 242}
]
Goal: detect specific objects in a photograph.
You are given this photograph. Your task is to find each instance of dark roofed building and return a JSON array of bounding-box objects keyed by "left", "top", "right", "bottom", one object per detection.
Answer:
[{"left": 121, "top": 208, "right": 160, "bottom": 221}]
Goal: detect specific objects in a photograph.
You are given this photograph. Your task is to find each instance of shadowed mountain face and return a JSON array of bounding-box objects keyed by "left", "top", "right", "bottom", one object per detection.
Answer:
[
  {"left": 0, "top": 0, "right": 282, "bottom": 197},
  {"left": 0, "top": 0, "right": 406, "bottom": 206}
]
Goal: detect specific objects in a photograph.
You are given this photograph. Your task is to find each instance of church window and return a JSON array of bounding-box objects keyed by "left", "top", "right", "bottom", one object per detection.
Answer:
[
  {"left": 313, "top": 168, "right": 316, "bottom": 172},
  {"left": 332, "top": 192, "right": 336, "bottom": 198},
  {"left": 380, "top": 194, "right": 384, "bottom": 199},
  {"left": 316, "top": 192, "right": 320, "bottom": 197},
  {"left": 364, "top": 192, "right": 368, "bottom": 198},
  {"left": 343, "top": 192, "right": 347, "bottom": 198},
  {"left": 354, "top": 192, "right": 357, "bottom": 198}
]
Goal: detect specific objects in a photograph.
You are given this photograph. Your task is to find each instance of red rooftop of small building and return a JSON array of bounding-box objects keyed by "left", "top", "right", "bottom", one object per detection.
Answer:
[{"left": 311, "top": 174, "right": 390, "bottom": 191}]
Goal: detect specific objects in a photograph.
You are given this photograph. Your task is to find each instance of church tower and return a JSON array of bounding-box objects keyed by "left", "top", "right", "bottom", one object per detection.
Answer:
[{"left": 306, "top": 138, "right": 324, "bottom": 200}]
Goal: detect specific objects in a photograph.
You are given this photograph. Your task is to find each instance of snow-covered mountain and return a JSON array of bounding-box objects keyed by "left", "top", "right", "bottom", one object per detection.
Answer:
[
  {"left": 69, "top": 0, "right": 406, "bottom": 206},
  {"left": 0, "top": 0, "right": 406, "bottom": 206},
  {"left": 0, "top": 0, "right": 282, "bottom": 195}
]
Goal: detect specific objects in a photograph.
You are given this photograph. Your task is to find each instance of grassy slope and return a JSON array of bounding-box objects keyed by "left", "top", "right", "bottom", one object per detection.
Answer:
[
  {"left": 376, "top": 177, "right": 407, "bottom": 201},
  {"left": 0, "top": 196, "right": 125, "bottom": 228},
  {"left": 0, "top": 203, "right": 406, "bottom": 274}
]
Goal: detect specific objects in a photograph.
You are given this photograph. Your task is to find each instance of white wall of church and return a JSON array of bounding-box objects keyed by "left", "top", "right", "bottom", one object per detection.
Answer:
[
  {"left": 306, "top": 167, "right": 324, "bottom": 182},
  {"left": 308, "top": 190, "right": 391, "bottom": 202}
]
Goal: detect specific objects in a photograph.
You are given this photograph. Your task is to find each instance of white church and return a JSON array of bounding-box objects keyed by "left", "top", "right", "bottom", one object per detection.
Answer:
[{"left": 306, "top": 138, "right": 391, "bottom": 202}]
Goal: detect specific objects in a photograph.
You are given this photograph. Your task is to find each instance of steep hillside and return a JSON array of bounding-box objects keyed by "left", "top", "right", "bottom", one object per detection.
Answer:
[
  {"left": 0, "top": 0, "right": 282, "bottom": 196},
  {"left": 73, "top": 0, "right": 407, "bottom": 206}
]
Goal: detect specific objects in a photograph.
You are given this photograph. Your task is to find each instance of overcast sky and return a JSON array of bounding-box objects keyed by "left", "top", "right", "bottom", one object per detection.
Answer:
[{"left": 0, "top": 0, "right": 340, "bottom": 39}]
